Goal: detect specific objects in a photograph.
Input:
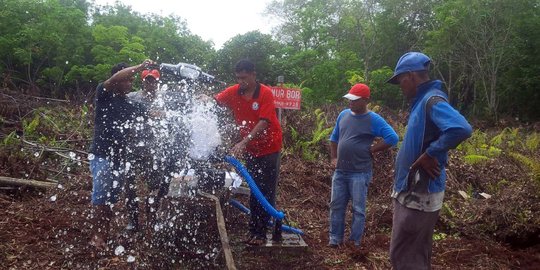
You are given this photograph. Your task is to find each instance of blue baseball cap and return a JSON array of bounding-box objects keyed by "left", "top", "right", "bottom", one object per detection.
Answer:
[{"left": 387, "top": 52, "right": 431, "bottom": 84}]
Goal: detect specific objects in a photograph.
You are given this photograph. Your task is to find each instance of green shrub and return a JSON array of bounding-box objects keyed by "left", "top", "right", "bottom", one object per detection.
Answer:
[{"left": 287, "top": 108, "right": 333, "bottom": 161}]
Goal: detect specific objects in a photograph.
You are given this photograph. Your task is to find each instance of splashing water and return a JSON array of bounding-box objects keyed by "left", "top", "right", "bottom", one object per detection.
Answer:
[
  {"left": 82, "top": 70, "right": 237, "bottom": 267},
  {"left": 114, "top": 245, "right": 125, "bottom": 256},
  {"left": 186, "top": 99, "right": 222, "bottom": 160}
]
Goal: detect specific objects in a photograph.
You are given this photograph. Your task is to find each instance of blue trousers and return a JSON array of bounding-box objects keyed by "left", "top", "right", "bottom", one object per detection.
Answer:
[
  {"left": 329, "top": 170, "right": 372, "bottom": 246},
  {"left": 90, "top": 155, "right": 124, "bottom": 205}
]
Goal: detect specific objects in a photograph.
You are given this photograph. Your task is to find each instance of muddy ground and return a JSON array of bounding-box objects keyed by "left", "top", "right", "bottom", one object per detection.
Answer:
[{"left": 1, "top": 90, "right": 539, "bottom": 269}]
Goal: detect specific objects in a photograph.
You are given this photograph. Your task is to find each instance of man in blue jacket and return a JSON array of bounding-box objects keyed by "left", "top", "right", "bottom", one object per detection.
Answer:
[
  {"left": 328, "top": 83, "right": 398, "bottom": 248},
  {"left": 387, "top": 52, "right": 472, "bottom": 269}
]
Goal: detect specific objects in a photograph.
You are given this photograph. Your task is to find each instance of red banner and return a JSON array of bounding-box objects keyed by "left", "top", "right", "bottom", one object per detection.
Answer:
[{"left": 271, "top": 87, "right": 302, "bottom": 110}]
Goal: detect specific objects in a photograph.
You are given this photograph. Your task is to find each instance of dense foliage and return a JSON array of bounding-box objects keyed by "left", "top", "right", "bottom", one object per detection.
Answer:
[{"left": 1, "top": 0, "right": 539, "bottom": 120}]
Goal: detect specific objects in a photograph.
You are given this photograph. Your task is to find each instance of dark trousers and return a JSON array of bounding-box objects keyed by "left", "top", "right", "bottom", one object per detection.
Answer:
[
  {"left": 125, "top": 153, "right": 171, "bottom": 230},
  {"left": 245, "top": 152, "right": 281, "bottom": 238},
  {"left": 390, "top": 199, "right": 440, "bottom": 270}
]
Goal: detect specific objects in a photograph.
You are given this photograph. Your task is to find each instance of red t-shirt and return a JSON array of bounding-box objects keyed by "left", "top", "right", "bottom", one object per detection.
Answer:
[{"left": 215, "top": 83, "right": 282, "bottom": 157}]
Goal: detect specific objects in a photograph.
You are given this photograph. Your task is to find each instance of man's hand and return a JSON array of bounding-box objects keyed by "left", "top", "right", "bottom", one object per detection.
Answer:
[
  {"left": 411, "top": 153, "right": 440, "bottom": 179},
  {"left": 149, "top": 110, "right": 165, "bottom": 118},
  {"left": 230, "top": 140, "right": 248, "bottom": 158},
  {"left": 330, "top": 158, "right": 337, "bottom": 168},
  {"left": 141, "top": 59, "right": 157, "bottom": 69}
]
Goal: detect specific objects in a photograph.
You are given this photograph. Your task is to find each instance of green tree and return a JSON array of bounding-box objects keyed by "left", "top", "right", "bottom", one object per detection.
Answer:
[
  {"left": 266, "top": 0, "right": 363, "bottom": 104},
  {"left": 66, "top": 24, "right": 146, "bottom": 84},
  {"left": 499, "top": 0, "right": 540, "bottom": 120},
  {"left": 214, "top": 31, "right": 281, "bottom": 84},
  {"left": 0, "top": 0, "right": 90, "bottom": 96},
  {"left": 368, "top": 67, "right": 404, "bottom": 109},
  {"left": 92, "top": 3, "right": 215, "bottom": 68},
  {"left": 427, "top": 0, "right": 525, "bottom": 119}
]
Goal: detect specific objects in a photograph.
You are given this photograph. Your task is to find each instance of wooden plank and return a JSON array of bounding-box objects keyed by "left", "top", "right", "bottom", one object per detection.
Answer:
[{"left": 199, "top": 191, "right": 237, "bottom": 270}]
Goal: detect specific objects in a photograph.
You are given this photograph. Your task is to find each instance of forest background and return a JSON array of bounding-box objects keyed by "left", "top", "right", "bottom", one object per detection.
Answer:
[{"left": 1, "top": 0, "right": 539, "bottom": 121}]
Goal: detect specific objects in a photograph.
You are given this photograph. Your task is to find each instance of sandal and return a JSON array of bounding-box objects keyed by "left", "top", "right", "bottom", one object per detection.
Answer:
[{"left": 247, "top": 236, "right": 266, "bottom": 246}]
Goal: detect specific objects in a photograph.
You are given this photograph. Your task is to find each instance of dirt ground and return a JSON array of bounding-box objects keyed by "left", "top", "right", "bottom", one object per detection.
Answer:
[
  {"left": 1, "top": 153, "right": 539, "bottom": 269},
  {"left": 1, "top": 90, "right": 539, "bottom": 269}
]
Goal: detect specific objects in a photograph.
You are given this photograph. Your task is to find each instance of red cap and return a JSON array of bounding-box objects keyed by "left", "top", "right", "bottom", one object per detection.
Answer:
[
  {"left": 141, "top": 69, "right": 160, "bottom": 80},
  {"left": 343, "top": 83, "right": 370, "bottom": 100}
]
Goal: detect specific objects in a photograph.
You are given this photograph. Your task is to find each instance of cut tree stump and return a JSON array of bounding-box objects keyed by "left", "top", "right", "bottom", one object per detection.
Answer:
[{"left": 0, "top": 176, "right": 56, "bottom": 189}]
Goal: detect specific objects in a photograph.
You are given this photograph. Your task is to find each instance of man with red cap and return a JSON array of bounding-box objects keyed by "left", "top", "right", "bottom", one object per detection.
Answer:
[
  {"left": 124, "top": 69, "right": 170, "bottom": 233},
  {"left": 328, "top": 83, "right": 398, "bottom": 248}
]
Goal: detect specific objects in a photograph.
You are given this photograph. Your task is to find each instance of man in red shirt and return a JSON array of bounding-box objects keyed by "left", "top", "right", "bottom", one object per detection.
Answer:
[{"left": 214, "top": 59, "right": 282, "bottom": 246}]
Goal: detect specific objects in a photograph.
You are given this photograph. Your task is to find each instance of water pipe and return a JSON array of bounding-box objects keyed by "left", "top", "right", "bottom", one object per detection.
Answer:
[
  {"left": 228, "top": 198, "right": 250, "bottom": 214},
  {"left": 224, "top": 156, "right": 285, "bottom": 220},
  {"left": 228, "top": 199, "right": 304, "bottom": 235},
  {"left": 269, "top": 220, "right": 304, "bottom": 235}
]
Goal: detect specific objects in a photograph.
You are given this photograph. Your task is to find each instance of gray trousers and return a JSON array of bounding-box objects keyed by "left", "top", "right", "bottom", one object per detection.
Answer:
[{"left": 390, "top": 199, "right": 440, "bottom": 270}]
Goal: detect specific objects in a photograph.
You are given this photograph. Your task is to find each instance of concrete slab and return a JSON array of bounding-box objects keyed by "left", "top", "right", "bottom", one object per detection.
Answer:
[{"left": 246, "top": 232, "right": 308, "bottom": 253}]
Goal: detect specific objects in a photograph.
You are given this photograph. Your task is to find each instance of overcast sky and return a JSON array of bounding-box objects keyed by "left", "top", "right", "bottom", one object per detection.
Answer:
[{"left": 93, "top": 0, "right": 277, "bottom": 49}]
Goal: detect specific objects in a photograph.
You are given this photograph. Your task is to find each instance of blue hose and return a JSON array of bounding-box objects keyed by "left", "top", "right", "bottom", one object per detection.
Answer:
[
  {"left": 228, "top": 199, "right": 304, "bottom": 235},
  {"left": 228, "top": 198, "right": 250, "bottom": 214},
  {"left": 225, "top": 156, "right": 285, "bottom": 220},
  {"left": 269, "top": 220, "right": 304, "bottom": 235}
]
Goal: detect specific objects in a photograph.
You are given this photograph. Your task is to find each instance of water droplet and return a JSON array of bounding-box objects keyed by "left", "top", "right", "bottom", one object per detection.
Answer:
[
  {"left": 87, "top": 154, "right": 95, "bottom": 161},
  {"left": 114, "top": 245, "right": 125, "bottom": 255},
  {"left": 50, "top": 195, "right": 57, "bottom": 202},
  {"left": 69, "top": 152, "right": 76, "bottom": 159},
  {"left": 127, "top": 255, "right": 136, "bottom": 263},
  {"left": 34, "top": 152, "right": 40, "bottom": 157}
]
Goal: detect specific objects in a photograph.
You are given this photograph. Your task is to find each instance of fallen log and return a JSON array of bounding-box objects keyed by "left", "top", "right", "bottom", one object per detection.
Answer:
[{"left": 0, "top": 176, "right": 56, "bottom": 189}]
